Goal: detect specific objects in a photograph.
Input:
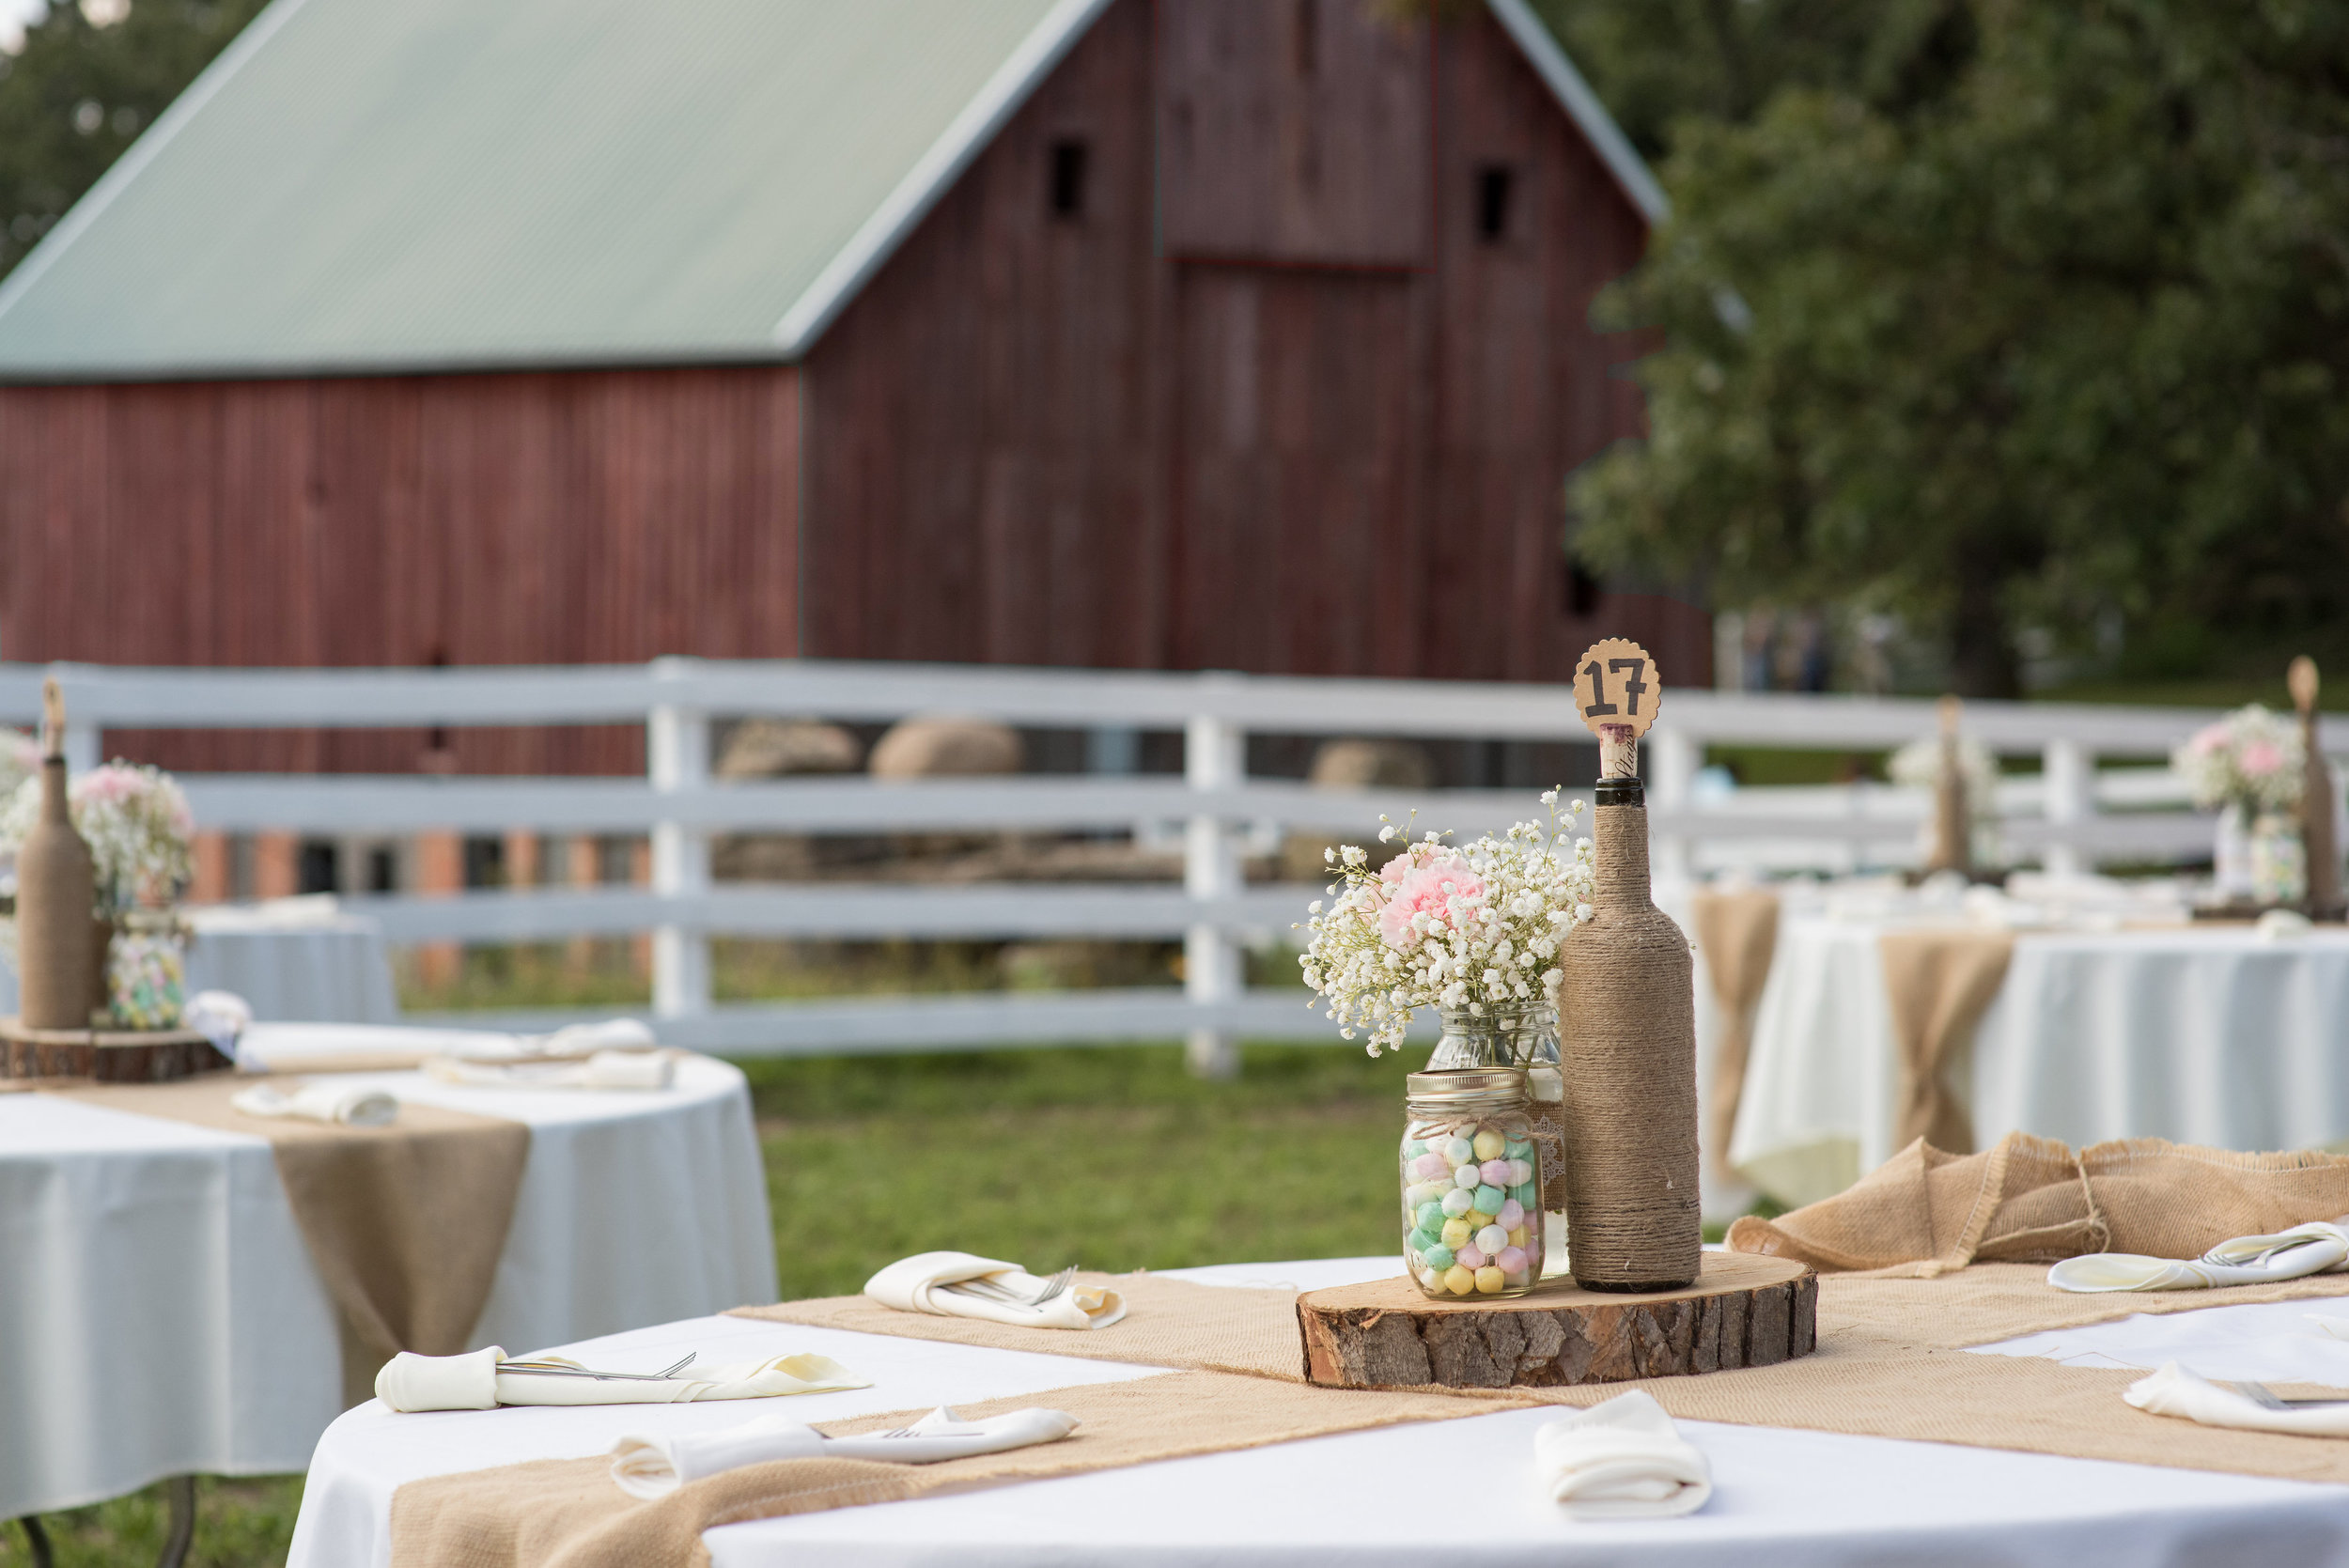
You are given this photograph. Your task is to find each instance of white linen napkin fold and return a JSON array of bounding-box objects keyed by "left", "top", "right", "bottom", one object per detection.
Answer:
[
  {"left": 1532, "top": 1390, "right": 1712, "bottom": 1519},
  {"left": 2125, "top": 1360, "right": 2349, "bottom": 1436},
  {"left": 609, "top": 1405, "right": 1080, "bottom": 1498},
  {"left": 2047, "top": 1221, "right": 2349, "bottom": 1293},
  {"left": 863, "top": 1250, "right": 1127, "bottom": 1330},
  {"left": 374, "top": 1347, "right": 870, "bottom": 1413},
  {"left": 422, "top": 1048, "right": 678, "bottom": 1091},
  {"left": 230, "top": 1080, "right": 398, "bottom": 1127}
]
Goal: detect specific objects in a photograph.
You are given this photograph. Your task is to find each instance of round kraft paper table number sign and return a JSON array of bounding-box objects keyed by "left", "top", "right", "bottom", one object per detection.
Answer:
[{"left": 1571, "top": 636, "right": 1658, "bottom": 777}]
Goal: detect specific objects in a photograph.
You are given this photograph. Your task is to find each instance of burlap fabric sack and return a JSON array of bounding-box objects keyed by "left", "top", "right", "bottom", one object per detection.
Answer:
[
  {"left": 1688, "top": 889, "right": 1779, "bottom": 1172},
  {"left": 1728, "top": 1130, "right": 2349, "bottom": 1277}
]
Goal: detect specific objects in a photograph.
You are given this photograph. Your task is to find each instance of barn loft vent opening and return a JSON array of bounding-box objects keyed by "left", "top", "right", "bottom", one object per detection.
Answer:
[
  {"left": 1050, "top": 138, "right": 1089, "bottom": 219},
  {"left": 1564, "top": 560, "right": 1605, "bottom": 618},
  {"left": 1476, "top": 164, "right": 1515, "bottom": 242}
]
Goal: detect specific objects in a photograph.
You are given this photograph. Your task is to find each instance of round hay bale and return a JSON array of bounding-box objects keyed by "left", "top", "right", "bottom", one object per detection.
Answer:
[
  {"left": 1308, "top": 738, "right": 1436, "bottom": 790},
  {"left": 870, "top": 716, "right": 1023, "bottom": 778},
  {"left": 716, "top": 719, "right": 863, "bottom": 780}
]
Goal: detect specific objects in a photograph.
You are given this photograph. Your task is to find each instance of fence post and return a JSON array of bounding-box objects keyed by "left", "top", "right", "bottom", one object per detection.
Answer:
[
  {"left": 1647, "top": 723, "right": 1698, "bottom": 883},
  {"left": 647, "top": 660, "right": 711, "bottom": 1019},
  {"left": 2042, "top": 737, "right": 2092, "bottom": 878},
  {"left": 1184, "top": 699, "right": 1245, "bottom": 1079}
]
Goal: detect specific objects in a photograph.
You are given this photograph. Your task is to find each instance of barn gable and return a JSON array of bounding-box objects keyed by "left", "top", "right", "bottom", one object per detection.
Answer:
[{"left": 0, "top": 0, "right": 1659, "bottom": 380}]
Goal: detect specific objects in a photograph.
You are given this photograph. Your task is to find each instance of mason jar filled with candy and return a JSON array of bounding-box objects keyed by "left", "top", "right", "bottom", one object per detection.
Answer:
[{"left": 1399, "top": 1066, "right": 1543, "bottom": 1299}]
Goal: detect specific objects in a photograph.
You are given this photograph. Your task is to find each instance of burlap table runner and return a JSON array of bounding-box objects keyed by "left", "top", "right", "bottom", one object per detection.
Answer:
[
  {"left": 47, "top": 1076, "right": 531, "bottom": 1405},
  {"left": 1688, "top": 889, "right": 1780, "bottom": 1171},
  {"left": 1879, "top": 926, "right": 2015, "bottom": 1154}
]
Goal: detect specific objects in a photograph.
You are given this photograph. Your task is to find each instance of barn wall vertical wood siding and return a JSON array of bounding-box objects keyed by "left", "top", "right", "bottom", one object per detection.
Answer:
[
  {"left": 0, "top": 367, "right": 799, "bottom": 771},
  {"left": 801, "top": 0, "right": 1709, "bottom": 686}
]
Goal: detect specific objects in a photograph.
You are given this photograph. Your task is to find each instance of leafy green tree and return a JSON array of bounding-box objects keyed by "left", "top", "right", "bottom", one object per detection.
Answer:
[
  {"left": 0, "top": 0, "right": 266, "bottom": 281},
  {"left": 1550, "top": 0, "right": 2349, "bottom": 695}
]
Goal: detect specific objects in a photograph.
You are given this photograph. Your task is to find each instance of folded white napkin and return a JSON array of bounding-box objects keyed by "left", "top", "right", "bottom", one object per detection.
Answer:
[
  {"left": 863, "top": 1251, "right": 1127, "bottom": 1330},
  {"left": 230, "top": 1080, "right": 397, "bottom": 1127},
  {"left": 2125, "top": 1360, "right": 2349, "bottom": 1436},
  {"left": 374, "top": 1346, "right": 870, "bottom": 1413},
  {"left": 422, "top": 1048, "right": 677, "bottom": 1091},
  {"left": 1533, "top": 1390, "right": 1711, "bottom": 1519},
  {"left": 609, "top": 1405, "right": 1080, "bottom": 1498},
  {"left": 183, "top": 989, "right": 256, "bottom": 1066},
  {"left": 533, "top": 1019, "right": 660, "bottom": 1055},
  {"left": 2047, "top": 1221, "right": 2349, "bottom": 1293}
]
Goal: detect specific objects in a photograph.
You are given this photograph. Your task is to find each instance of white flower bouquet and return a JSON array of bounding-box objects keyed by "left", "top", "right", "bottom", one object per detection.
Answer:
[
  {"left": 1298, "top": 790, "right": 1597, "bottom": 1057},
  {"left": 2170, "top": 706, "right": 2304, "bottom": 815},
  {"left": 1887, "top": 734, "right": 2000, "bottom": 815},
  {"left": 0, "top": 760, "right": 196, "bottom": 916}
]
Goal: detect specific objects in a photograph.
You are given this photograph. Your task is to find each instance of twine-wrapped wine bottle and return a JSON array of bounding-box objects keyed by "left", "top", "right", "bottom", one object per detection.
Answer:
[
  {"left": 19, "top": 680, "right": 96, "bottom": 1030},
  {"left": 1559, "top": 645, "right": 1701, "bottom": 1292}
]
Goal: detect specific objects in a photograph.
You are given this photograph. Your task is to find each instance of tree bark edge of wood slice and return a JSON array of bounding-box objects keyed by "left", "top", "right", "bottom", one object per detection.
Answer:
[
  {"left": 1297, "top": 1250, "right": 1817, "bottom": 1389},
  {"left": 0, "top": 1019, "right": 232, "bottom": 1083}
]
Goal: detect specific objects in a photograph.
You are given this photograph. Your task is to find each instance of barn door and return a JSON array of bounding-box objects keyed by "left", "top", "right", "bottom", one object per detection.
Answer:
[
  {"left": 1168, "top": 266, "right": 1424, "bottom": 675},
  {"left": 1157, "top": 0, "right": 1433, "bottom": 267}
]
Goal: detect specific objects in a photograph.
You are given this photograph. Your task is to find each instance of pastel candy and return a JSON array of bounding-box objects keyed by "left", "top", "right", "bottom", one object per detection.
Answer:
[
  {"left": 1475, "top": 1224, "right": 1509, "bottom": 1254},
  {"left": 1497, "top": 1246, "right": 1529, "bottom": 1274},
  {"left": 1420, "top": 1266, "right": 1445, "bottom": 1292},
  {"left": 1456, "top": 1244, "right": 1486, "bottom": 1269},
  {"left": 1504, "top": 1138, "right": 1532, "bottom": 1160},
  {"left": 1472, "top": 1129, "right": 1505, "bottom": 1160},
  {"left": 1412, "top": 1152, "right": 1449, "bottom": 1181},
  {"left": 1480, "top": 1159, "right": 1511, "bottom": 1186},
  {"left": 1440, "top": 1217, "right": 1472, "bottom": 1250},
  {"left": 1442, "top": 1137, "right": 1475, "bottom": 1166},
  {"left": 1508, "top": 1226, "right": 1529, "bottom": 1249},
  {"left": 1497, "top": 1199, "right": 1525, "bottom": 1230},
  {"left": 1474, "top": 1265, "right": 1505, "bottom": 1294},
  {"left": 1416, "top": 1202, "right": 1447, "bottom": 1232},
  {"left": 1403, "top": 1140, "right": 1429, "bottom": 1160},
  {"left": 1423, "top": 1244, "right": 1455, "bottom": 1272},
  {"left": 1408, "top": 1228, "right": 1441, "bottom": 1256},
  {"left": 1441, "top": 1188, "right": 1473, "bottom": 1218},
  {"left": 1454, "top": 1165, "right": 1482, "bottom": 1190},
  {"left": 1464, "top": 1210, "right": 1492, "bottom": 1231},
  {"left": 1408, "top": 1180, "right": 1450, "bottom": 1208},
  {"left": 1474, "top": 1184, "right": 1505, "bottom": 1212},
  {"left": 1511, "top": 1182, "right": 1536, "bottom": 1208},
  {"left": 1443, "top": 1265, "right": 1477, "bottom": 1296}
]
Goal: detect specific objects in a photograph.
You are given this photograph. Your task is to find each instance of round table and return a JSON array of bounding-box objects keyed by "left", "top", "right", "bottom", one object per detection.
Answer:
[
  {"left": 288, "top": 1256, "right": 2349, "bottom": 1567},
  {"left": 1732, "top": 912, "right": 2349, "bottom": 1205},
  {"left": 0, "top": 1035, "right": 776, "bottom": 1524}
]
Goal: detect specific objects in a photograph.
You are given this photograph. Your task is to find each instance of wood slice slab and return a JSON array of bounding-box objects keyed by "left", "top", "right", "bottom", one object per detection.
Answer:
[
  {"left": 1, "top": 1018, "right": 231, "bottom": 1082},
  {"left": 1299, "top": 1250, "right": 1815, "bottom": 1389}
]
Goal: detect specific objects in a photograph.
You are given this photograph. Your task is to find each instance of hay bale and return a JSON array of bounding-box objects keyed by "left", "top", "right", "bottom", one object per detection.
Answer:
[
  {"left": 870, "top": 716, "right": 1022, "bottom": 778},
  {"left": 1284, "top": 737, "right": 1438, "bottom": 878},
  {"left": 716, "top": 719, "right": 862, "bottom": 780}
]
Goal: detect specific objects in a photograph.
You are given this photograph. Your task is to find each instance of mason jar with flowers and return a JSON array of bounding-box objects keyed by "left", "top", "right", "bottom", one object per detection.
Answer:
[
  {"left": 0, "top": 760, "right": 196, "bottom": 1027},
  {"left": 2170, "top": 706, "right": 2304, "bottom": 905},
  {"left": 1296, "top": 790, "right": 1595, "bottom": 1296}
]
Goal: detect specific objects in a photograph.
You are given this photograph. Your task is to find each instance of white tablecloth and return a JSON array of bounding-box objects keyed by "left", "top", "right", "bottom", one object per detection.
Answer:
[
  {"left": 1733, "top": 916, "right": 2349, "bottom": 1205},
  {"left": 289, "top": 1256, "right": 2349, "bottom": 1568},
  {"left": 0, "top": 1038, "right": 776, "bottom": 1519},
  {"left": 0, "top": 896, "right": 401, "bottom": 1024}
]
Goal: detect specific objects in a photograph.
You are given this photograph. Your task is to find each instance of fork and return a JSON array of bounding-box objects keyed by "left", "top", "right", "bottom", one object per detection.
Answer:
[
  {"left": 496, "top": 1351, "right": 697, "bottom": 1382},
  {"left": 2232, "top": 1381, "right": 2349, "bottom": 1409},
  {"left": 943, "top": 1265, "right": 1078, "bottom": 1308}
]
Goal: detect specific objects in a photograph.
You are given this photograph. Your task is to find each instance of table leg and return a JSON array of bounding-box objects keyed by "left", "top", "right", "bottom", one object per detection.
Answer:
[
  {"left": 15, "top": 1514, "right": 54, "bottom": 1568},
  {"left": 156, "top": 1476, "right": 195, "bottom": 1568}
]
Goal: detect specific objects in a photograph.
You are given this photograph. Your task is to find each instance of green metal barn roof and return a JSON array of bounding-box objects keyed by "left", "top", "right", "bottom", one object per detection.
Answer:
[{"left": 0, "top": 0, "right": 1660, "bottom": 380}]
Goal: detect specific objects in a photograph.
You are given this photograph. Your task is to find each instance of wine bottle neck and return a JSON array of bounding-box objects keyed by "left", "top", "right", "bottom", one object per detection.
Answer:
[
  {"left": 39, "top": 756, "right": 69, "bottom": 825},
  {"left": 1594, "top": 795, "right": 1652, "bottom": 908}
]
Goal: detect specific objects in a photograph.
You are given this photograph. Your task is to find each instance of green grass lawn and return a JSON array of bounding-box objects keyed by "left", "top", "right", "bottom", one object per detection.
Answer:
[{"left": 5, "top": 1041, "right": 1414, "bottom": 1568}]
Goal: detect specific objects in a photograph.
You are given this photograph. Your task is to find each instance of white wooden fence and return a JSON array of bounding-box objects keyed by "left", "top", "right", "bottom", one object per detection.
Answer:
[{"left": 5, "top": 659, "right": 2336, "bottom": 1065}]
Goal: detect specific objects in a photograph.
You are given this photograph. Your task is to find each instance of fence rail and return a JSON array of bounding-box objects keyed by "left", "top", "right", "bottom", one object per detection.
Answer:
[{"left": 7, "top": 658, "right": 2335, "bottom": 1065}]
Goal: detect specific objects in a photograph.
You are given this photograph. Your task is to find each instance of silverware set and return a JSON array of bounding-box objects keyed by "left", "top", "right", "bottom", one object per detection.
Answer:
[
  {"left": 2233, "top": 1380, "right": 2349, "bottom": 1410},
  {"left": 941, "top": 1265, "right": 1077, "bottom": 1310},
  {"left": 495, "top": 1351, "right": 698, "bottom": 1383}
]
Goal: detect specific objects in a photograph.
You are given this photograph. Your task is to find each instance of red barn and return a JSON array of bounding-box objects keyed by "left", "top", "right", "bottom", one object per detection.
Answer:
[{"left": 0, "top": 0, "right": 1703, "bottom": 774}]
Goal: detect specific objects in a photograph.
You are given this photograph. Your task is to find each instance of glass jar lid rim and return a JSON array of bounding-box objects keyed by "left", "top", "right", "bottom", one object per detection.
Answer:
[{"left": 1406, "top": 1067, "right": 1528, "bottom": 1105}]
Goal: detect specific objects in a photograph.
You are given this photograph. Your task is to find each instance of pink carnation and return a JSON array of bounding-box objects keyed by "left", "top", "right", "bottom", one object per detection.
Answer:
[
  {"left": 1377, "top": 854, "right": 1486, "bottom": 950},
  {"left": 2242, "top": 740, "right": 2283, "bottom": 776}
]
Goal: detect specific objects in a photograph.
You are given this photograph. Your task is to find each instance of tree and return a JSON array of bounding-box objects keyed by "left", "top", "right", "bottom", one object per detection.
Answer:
[
  {"left": 0, "top": 0, "right": 267, "bottom": 282},
  {"left": 1548, "top": 0, "right": 2349, "bottom": 695}
]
